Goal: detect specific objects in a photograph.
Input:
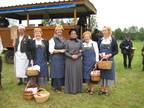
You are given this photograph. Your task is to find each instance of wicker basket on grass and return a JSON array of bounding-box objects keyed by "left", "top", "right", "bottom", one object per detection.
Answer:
[
  {"left": 34, "top": 88, "right": 50, "bottom": 103},
  {"left": 23, "top": 80, "right": 39, "bottom": 100}
]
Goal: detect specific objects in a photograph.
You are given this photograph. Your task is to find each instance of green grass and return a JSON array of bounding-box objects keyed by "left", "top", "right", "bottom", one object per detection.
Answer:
[{"left": 0, "top": 41, "right": 144, "bottom": 108}]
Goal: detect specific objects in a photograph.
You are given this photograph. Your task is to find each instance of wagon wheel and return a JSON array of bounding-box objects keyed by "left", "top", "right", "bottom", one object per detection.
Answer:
[{"left": 5, "top": 50, "right": 14, "bottom": 64}]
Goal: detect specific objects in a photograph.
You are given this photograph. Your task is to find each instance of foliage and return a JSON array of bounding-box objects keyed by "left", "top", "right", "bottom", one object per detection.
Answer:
[
  {"left": 42, "top": 19, "right": 50, "bottom": 26},
  {"left": 113, "top": 26, "right": 144, "bottom": 41},
  {"left": 0, "top": 41, "right": 144, "bottom": 108},
  {"left": 90, "top": 15, "right": 98, "bottom": 31}
]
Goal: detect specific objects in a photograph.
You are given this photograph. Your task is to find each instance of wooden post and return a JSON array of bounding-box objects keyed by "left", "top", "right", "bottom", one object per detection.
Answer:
[
  {"left": 74, "top": 7, "right": 76, "bottom": 25},
  {"left": 27, "top": 12, "right": 29, "bottom": 27}
]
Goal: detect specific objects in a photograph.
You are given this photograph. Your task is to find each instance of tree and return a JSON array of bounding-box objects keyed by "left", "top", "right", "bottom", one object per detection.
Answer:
[
  {"left": 128, "top": 26, "right": 138, "bottom": 33},
  {"left": 42, "top": 19, "right": 50, "bottom": 26},
  {"left": 123, "top": 28, "right": 128, "bottom": 33},
  {"left": 90, "top": 15, "right": 98, "bottom": 31},
  {"left": 113, "top": 28, "right": 124, "bottom": 40}
]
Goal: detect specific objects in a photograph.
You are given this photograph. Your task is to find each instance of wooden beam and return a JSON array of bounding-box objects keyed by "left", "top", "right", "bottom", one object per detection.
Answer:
[
  {"left": 26, "top": 12, "right": 29, "bottom": 27},
  {"left": 74, "top": 7, "right": 76, "bottom": 25}
]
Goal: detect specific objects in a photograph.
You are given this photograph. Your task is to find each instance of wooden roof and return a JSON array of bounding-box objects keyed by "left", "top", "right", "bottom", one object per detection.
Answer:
[{"left": 0, "top": 0, "right": 97, "bottom": 20}]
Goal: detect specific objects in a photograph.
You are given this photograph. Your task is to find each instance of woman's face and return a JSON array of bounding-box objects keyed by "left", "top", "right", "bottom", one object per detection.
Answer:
[
  {"left": 55, "top": 28, "right": 63, "bottom": 36},
  {"left": 34, "top": 32, "right": 42, "bottom": 40},
  {"left": 102, "top": 28, "right": 109, "bottom": 37},
  {"left": 70, "top": 31, "right": 77, "bottom": 38},
  {"left": 84, "top": 33, "right": 90, "bottom": 42}
]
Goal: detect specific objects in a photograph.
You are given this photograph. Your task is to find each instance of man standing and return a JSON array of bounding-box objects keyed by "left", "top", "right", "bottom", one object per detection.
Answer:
[
  {"left": 0, "top": 37, "right": 3, "bottom": 90},
  {"left": 0, "top": 15, "right": 9, "bottom": 27},
  {"left": 120, "top": 35, "right": 133, "bottom": 69},
  {"left": 77, "top": 13, "right": 90, "bottom": 33},
  {"left": 13, "top": 24, "right": 30, "bottom": 85}
]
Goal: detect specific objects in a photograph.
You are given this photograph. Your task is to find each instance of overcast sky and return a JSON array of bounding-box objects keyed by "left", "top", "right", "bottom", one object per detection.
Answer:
[{"left": 0, "top": 0, "right": 143, "bottom": 30}]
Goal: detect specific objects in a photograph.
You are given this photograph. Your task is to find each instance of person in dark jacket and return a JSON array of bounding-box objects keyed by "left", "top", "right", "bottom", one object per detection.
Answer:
[
  {"left": 0, "top": 15, "right": 9, "bottom": 27},
  {"left": 92, "top": 29, "right": 103, "bottom": 42},
  {"left": 26, "top": 28, "right": 49, "bottom": 86},
  {"left": 77, "top": 14, "right": 89, "bottom": 33},
  {"left": 120, "top": 35, "right": 133, "bottom": 69},
  {"left": 141, "top": 46, "right": 144, "bottom": 71}
]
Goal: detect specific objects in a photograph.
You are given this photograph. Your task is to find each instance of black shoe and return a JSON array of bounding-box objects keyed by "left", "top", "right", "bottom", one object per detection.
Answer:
[
  {"left": 98, "top": 91, "right": 105, "bottom": 95},
  {"left": 17, "top": 82, "right": 23, "bottom": 85},
  {"left": 85, "top": 89, "right": 91, "bottom": 93},
  {"left": 105, "top": 92, "right": 110, "bottom": 96},
  {"left": 17, "top": 78, "right": 23, "bottom": 85}
]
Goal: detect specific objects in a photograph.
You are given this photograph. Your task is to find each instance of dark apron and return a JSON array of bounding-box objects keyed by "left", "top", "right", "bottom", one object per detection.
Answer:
[
  {"left": 50, "top": 37, "right": 66, "bottom": 78},
  {"left": 100, "top": 43, "right": 115, "bottom": 80},
  {"left": 82, "top": 43, "right": 96, "bottom": 79},
  {"left": 34, "top": 43, "right": 48, "bottom": 78}
]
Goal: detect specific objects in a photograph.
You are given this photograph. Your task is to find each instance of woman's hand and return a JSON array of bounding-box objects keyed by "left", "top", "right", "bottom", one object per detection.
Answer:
[
  {"left": 99, "top": 53, "right": 103, "bottom": 58},
  {"left": 79, "top": 50, "right": 83, "bottom": 53},
  {"left": 103, "top": 54, "right": 112, "bottom": 59},
  {"left": 60, "top": 49, "right": 66, "bottom": 53},
  {"left": 72, "top": 55, "right": 78, "bottom": 59},
  {"left": 94, "top": 62, "right": 98, "bottom": 69},
  {"left": 30, "top": 60, "right": 34, "bottom": 66}
]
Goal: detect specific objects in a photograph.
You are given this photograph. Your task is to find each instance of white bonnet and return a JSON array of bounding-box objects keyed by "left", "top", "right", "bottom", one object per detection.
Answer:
[{"left": 18, "top": 24, "right": 25, "bottom": 29}]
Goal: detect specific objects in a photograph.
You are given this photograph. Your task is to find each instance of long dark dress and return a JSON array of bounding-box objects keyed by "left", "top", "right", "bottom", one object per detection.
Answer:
[
  {"left": 50, "top": 36, "right": 66, "bottom": 89},
  {"left": 65, "top": 39, "right": 83, "bottom": 94}
]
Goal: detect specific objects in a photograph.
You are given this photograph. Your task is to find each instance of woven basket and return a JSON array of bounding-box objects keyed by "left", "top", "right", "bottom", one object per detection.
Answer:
[
  {"left": 34, "top": 88, "right": 50, "bottom": 103},
  {"left": 97, "top": 58, "right": 113, "bottom": 69},
  {"left": 23, "top": 80, "right": 39, "bottom": 100},
  {"left": 90, "top": 70, "right": 101, "bottom": 81},
  {"left": 26, "top": 66, "right": 39, "bottom": 76}
]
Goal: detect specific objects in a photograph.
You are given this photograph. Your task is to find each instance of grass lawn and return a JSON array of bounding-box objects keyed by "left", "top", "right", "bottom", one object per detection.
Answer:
[{"left": 0, "top": 41, "right": 144, "bottom": 108}]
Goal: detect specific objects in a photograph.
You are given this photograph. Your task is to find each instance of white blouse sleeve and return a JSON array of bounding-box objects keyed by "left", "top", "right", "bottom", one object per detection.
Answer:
[
  {"left": 93, "top": 41, "right": 99, "bottom": 61},
  {"left": 0, "top": 41, "right": 3, "bottom": 54},
  {"left": 49, "top": 38, "right": 55, "bottom": 54}
]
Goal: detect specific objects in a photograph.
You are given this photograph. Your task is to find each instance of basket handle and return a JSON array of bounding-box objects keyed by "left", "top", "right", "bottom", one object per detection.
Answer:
[
  {"left": 100, "top": 58, "right": 108, "bottom": 62},
  {"left": 37, "top": 88, "right": 47, "bottom": 94},
  {"left": 25, "top": 80, "right": 32, "bottom": 89},
  {"left": 25, "top": 80, "right": 38, "bottom": 89}
]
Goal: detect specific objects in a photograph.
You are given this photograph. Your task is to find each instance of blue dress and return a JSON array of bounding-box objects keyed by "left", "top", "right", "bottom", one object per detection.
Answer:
[
  {"left": 28, "top": 43, "right": 49, "bottom": 86},
  {"left": 98, "top": 42, "right": 116, "bottom": 86},
  {"left": 82, "top": 43, "right": 98, "bottom": 84},
  {"left": 50, "top": 36, "right": 66, "bottom": 89}
]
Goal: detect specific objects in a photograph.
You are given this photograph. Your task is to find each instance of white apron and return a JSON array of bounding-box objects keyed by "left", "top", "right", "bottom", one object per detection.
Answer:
[
  {"left": 15, "top": 37, "right": 29, "bottom": 78},
  {"left": 15, "top": 51, "right": 28, "bottom": 78}
]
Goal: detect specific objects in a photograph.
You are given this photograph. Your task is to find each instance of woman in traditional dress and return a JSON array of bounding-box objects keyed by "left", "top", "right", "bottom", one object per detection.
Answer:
[
  {"left": 82, "top": 31, "right": 99, "bottom": 95},
  {"left": 26, "top": 28, "right": 49, "bottom": 86},
  {"left": 13, "top": 24, "right": 30, "bottom": 85},
  {"left": 49, "top": 25, "right": 66, "bottom": 93},
  {"left": 65, "top": 28, "right": 83, "bottom": 94},
  {"left": 97, "top": 26, "right": 118, "bottom": 96}
]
